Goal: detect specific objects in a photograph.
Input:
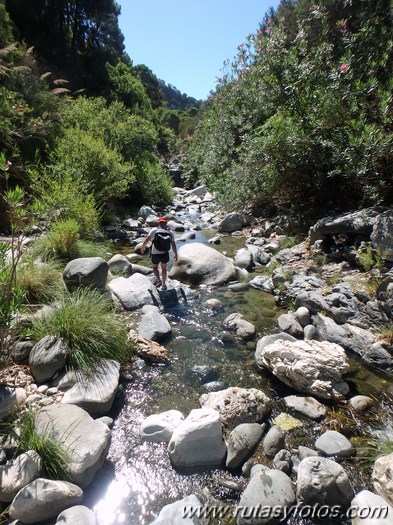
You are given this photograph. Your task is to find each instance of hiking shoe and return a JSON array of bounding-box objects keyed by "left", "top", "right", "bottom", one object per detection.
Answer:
[
  {"left": 156, "top": 279, "right": 162, "bottom": 288},
  {"left": 162, "top": 284, "right": 167, "bottom": 291}
]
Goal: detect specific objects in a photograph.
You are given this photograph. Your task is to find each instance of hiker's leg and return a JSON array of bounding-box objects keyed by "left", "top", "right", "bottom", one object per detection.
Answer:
[
  {"left": 152, "top": 263, "right": 160, "bottom": 282},
  {"left": 161, "top": 263, "right": 167, "bottom": 288}
]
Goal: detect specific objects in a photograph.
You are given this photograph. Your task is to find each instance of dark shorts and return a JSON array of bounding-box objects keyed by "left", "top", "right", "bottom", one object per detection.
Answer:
[{"left": 151, "top": 252, "right": 169, "bottom": 264}]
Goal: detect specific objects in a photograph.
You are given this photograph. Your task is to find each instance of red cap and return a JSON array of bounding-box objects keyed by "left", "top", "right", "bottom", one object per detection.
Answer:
[{"left": 158, "top": 216, "right": 167, "bottom": 224}]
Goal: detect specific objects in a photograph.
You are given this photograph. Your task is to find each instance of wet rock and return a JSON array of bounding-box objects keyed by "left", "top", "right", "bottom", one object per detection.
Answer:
[
  {"left": 200, "top": 387, "right": 271, "bottom": 430},
  {"left": 226, "top": 423, "right": 265, "bottom": 469},
  {"left": 283, "top": 395, "right": 327, "bottom": 420},
  {"left": 297, "top": 456, "right": 354, "bottom": 507},
  {"left": 138, "top": 305, "right": 172, "bottom": 342},
  {"left": 108, "top": 273, "right": 161, "bottom": 310},
  {"left": 315, "top": 430, "right": 354, "bottom": 457},
  {"left": 223, "top": 313, "right": 256, "bottom": 341},
  {"left": 140, "top": 410, "right": 184, "bottom": 443},
  {"left": 168, "top": 408, "right": 226, "bottom": 470},
  {"left": 272, "top": 413, "right": 303, "bottom": 431},
  {"left": 129, "top": 333, "right": 170, "bottom": 363},
  {"left": 256, "top": 339, "right": 350, "bottom": 401}
]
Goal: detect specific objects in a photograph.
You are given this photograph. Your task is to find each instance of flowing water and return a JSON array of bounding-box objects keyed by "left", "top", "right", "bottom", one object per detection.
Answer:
[{"left": 86, "top": 225, "right": 393, "bottom": 525}]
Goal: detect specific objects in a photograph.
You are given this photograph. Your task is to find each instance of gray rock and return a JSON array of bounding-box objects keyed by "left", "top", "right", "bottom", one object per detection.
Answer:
[
  {"left": 35, "top": 404, "right": 111, "bottom": 487},
  {"left": 169, "top": 243, "right": 238, "bottom": 286},
  {"left": 151, "top": 494, "right": 204, "bottom": 524},
  {"left": 218, "top": 213, "right": 244, "bottom": 233},
  {"left": 200, "top": 387, "right": 271, "bottom": 430},
  {"left": 351, "top": 490, "right": 393, "bottom": 524},
  {"left": 298, "top": 445, "right": 320, "bottom": 461},
  {"left": 272, "top": 449, "right": 292, "bottom": 474},
  {"left": 226, "top": 423, "right": 265, "bottom": 469},
  {"left": 0, "top": 386, "right": 19, "bottom": 420},
  {"left": 168, "top": 408, "right": 226, "bottom": 470},
  {"left": 257, "top": 339, "right": 350, "bottom": 400},
  {"left": 59, "top": 359, "right": 120, "bottom": 416},
  {"left": 108, "top": 273, "right": 161, "bottom": 310},
  {"left": 107, "top": 254, "right": 132, "bottom": 275},
  {"left": 263, "top": 426, "right": 286, "bottom": 459},
  {"left": 235, "top": 248, "right": 254, "bottom": 270},
  {"left": 297, "top": 456, "right": 354, "bottom": 507},
  {"left": 223, "top": 313, "right": 256, "bottom": 341},
  {"left": 349, "top": 395, "right": 375, "bottom": 413},
  {"left": 138, "top": 305, "right": 172, "bottom": 341},
  {"left": 303, "top": 324, "right": 316, "bottom": 340},
  {"left": 56, "top": 505, "right": 97, "bottom": 525},
  {"left": 373, "top": 453, "right": 393, "bottom": 507},
  {"left": 283, "top": 395, "right": 327, "bottom": 420},
  {"left": 63, "top": 257, "right": 108, "bottom": 291},
  {"left": 140, "top": 410, "right": 184, "bottom": 443},
  {"left": 237, "top": 469, "right": 296, "bottom": 525},
  {"left": 255, "top": 333, "right": 296, "bottom": 366},
  {"left": 0, "top": 451, "right": 41, "bottom": 502},
  {"left": 249, "top": 276, "right": 274, "bottom": 293},
  {"left": 371, "top": 210, "right": 393, "bottom": 262},
  {"left": 29, "top": 335, "right": 68, "bottom": 383},
  {"left": 315, "top": 430, "right": 354, "bottom": 457},
  {"left": 11, "top": 340, "right": 34, "bottom": 363},
  {"left": 9, "top": 478, "right": 83, "bottom": 524},
  {"left": 294, "top": 306, "right": 311, "bottom": 327},
  {"left": 277, "top": 313, "right": 303, "bottom": 338}
]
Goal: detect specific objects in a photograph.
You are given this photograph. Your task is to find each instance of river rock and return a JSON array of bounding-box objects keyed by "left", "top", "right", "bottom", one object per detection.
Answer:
[
  {"left": 315, "top": 430, "right": 354, "bottom": 457},
  {"left": 138, "top": 305, "right": 172, "bottom": 342},
  {"left": 58, "top": 359, "right": 120, "bottom": 416},
  {"left": 29, "top": 335, "right": 68, "bottom": 383},
  {"left": 272, "top": 449, "right": 292, "bottom": 474},
  {"left": 277, "top": 313, "right": 303, "bottom": 338},
  {"left": 256, "top": 339, "right": 350, "bottom": 400},
  {"left": 237, "top": 468, "right": 296, "bottom": 524},
  {"left": 140, "top": 410, "right": 185, "bottom": 443},
  {"left": 35, "top": 404, "right": 111, "bottom": 488},
  {"left": 128, "top": 333, "right": 170, "bottom": 363},
  {"left": 0, "top": 450, "right": 41, "bottom": 502},
  {"left": 249, "top": 275, "right": 274, "bottom": 293},
  {"left": 0, "top": 386, "right": 20, "bottom": 419},
  {"left": 223, "top": 313, "right": 256, "bottom": 340},
  {"left": 168, "top": 408, "right": 226, "bottom": 470},
  {"left": 235, "top": 248, "right": 254, "bottom": 270},
  {"left": 349, "top": 395, "right": 375, "bottom": 413},
  {"left": 151, "top": 494, "right": 204, "bottom": 524},
  {"left": 255, "top": 333, "right": 296, "bottom": 365},
  {"left": 297, "top": 456, "right": 354, "bottom": 507},
  {"left": 63, "top": 257, "right": 108, "bottom": 291},
  {"left": 55, "top": 505, "right": 97, "bottom": 525},
  {"left": 373, "top": 453, "right": 393, "bottom": 507},
  {"left": 263, "top": 426, "right": 286, "bottom": 459},
  {"left": 169, "top": 243, "right": 238, "bottom": 286},
  {"left": 9, "top": 478, "right": 83, "bottom": 523},
  {"left": 294, "top": 306, "right": 311, "bottom": 327},
  {"left": 108, "top": 273, "right": 161, "bottom": 310},
  {"left": 351, "top": 490, "right": 393, "bottom": 524},
  {"left": 283, "top": 395, "right": 327, "bottom": 420},
  {"left": 218, "top": 213, "right": 244, "bottom": 233},
  {"left": 200, "top": 387, "right": 271, "bottom": 430},
  {"left": 226, "top": 423, "right": 265, "bottom": 469},
  {"left": 107, "top": 254, "right": 132, "bottom": 275},
  {"left": 371, "top": 210, "right": 393, "bottom": 262}
]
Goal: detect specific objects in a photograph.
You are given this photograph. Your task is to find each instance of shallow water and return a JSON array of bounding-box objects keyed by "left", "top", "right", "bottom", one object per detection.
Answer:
[{"left": 89, "top": 225, "right": 393, "bottom": 525}]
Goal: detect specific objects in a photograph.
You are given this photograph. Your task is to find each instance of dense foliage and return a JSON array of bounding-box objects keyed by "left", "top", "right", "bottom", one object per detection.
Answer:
[{"left": 186, "top": 0, "right": 393, "bottom": 226}]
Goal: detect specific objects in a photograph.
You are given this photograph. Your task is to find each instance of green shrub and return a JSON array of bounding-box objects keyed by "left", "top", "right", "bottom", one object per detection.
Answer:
[
  {"left": 40, "top": 219, "right": 80, "bottom": 261},
  {"left": 31, "top": 288, "right": 133, "bottom": 374}
]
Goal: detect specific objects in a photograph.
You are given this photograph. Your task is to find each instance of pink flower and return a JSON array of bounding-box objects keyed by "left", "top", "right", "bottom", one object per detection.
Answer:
[
  {"left": 265, "top": 27, "right": 271, "bottom": 34},
  {"left": 337, "top": 20, "right": 346, "bottom": 29},
  {"left": 340, "top": 63, "right": 349, "bottom": 72},
  {"left": 6, "top": 160, "right": 12, "bottom": 166},
  {"left": 295, "top": 33, "right": 302, "bottom": 41}
]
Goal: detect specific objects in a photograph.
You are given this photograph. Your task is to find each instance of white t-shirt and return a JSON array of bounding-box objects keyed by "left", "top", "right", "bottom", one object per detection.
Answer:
[{"left": 149, "top": 227, "right": 175, "bottom": 254}]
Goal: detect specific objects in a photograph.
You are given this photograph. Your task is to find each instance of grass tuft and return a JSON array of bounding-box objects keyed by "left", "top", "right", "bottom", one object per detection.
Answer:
[
  {"left": 16, "top": 259, "right": 63, "bottom": 303},
  {"left": 30, "top": 288, "right": 133, "bottom": 374}
]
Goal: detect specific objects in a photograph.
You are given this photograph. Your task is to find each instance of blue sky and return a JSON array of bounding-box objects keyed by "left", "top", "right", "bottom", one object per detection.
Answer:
[{"left": 117, "top": 0, "right": 279, "bottom": 101}]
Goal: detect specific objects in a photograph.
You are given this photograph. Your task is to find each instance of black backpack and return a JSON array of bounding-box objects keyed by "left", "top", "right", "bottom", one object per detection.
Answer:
[{"left": 153, "top": 229, "right": 172, "bottom": 252}]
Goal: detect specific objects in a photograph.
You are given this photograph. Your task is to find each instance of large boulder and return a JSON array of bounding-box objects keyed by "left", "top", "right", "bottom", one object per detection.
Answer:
[
  {"left": 200, "top": 387, "right": 271, "bottom": 430},
  {"left": 35, "top": 404, "right": 111, "bottom": 488},
  {"left": 138, "top": 305, "right": 172, "bottom": 342},
  {"left": 373, "top": 453, "right": 393, "bottom": 507},
  {"left": 256, "top": 339, "right": 350, "bottom": 400},
  {"left": 0, "top": 450, "right": 41, "bottom": 502},
  {"left": 218, "top": 213, "right": 244, "bottom": 233},
  {"left": 63, "top": 257, "right": 108, "bottom": 291},
  {"left": 9, "top": 478, "right": 83, "bottom": 524},
  {"left": 237, "top": 468, "right": 296, "bottom": 524},
  {"left": 140, "top": 410, "right": 184, "bottom": 443},
  {"left": 168, "top": 408, "right": 226, "bottom": 471},
  {"left": 371, "top": 210, "right": 393, "bottom": 262},
  {"left": 58, "top": 359, "right": 120, "bottom": 416},
  {"left": 29, "top": 335, "right": 68, "bottom": 383},
  {"left": 226, "top": 423, "right": 265, "bottom": 469},
  {"left": 108, "top": 273, "right": 161, "bottom": 310},
  {"left": 351, "top": 490, "right": 393, "bottom": 525},
  {"left": 169, "top": 243, "right": 238, "bottom": 286},
  {"left": 297, "top": 456, "right": 354, "bottom": 508}
]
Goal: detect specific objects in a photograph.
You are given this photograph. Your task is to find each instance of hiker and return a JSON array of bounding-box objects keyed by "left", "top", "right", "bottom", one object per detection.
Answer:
[{"left": 140, "top": 216, "right": 178, "bottom": 290}]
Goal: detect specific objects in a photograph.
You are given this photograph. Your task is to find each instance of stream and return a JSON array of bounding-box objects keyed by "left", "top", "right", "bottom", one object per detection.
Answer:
[{"left": 86, "top": 221, "right": 393, "bottom": 525}]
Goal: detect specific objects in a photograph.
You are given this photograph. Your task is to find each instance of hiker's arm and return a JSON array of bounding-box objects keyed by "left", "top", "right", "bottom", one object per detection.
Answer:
[
  {"left": 140, "top": 235, "right": 152, "bottom": 255},
  {"left": 171, "top": 239, "right": 178, "bottom": 261}
]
